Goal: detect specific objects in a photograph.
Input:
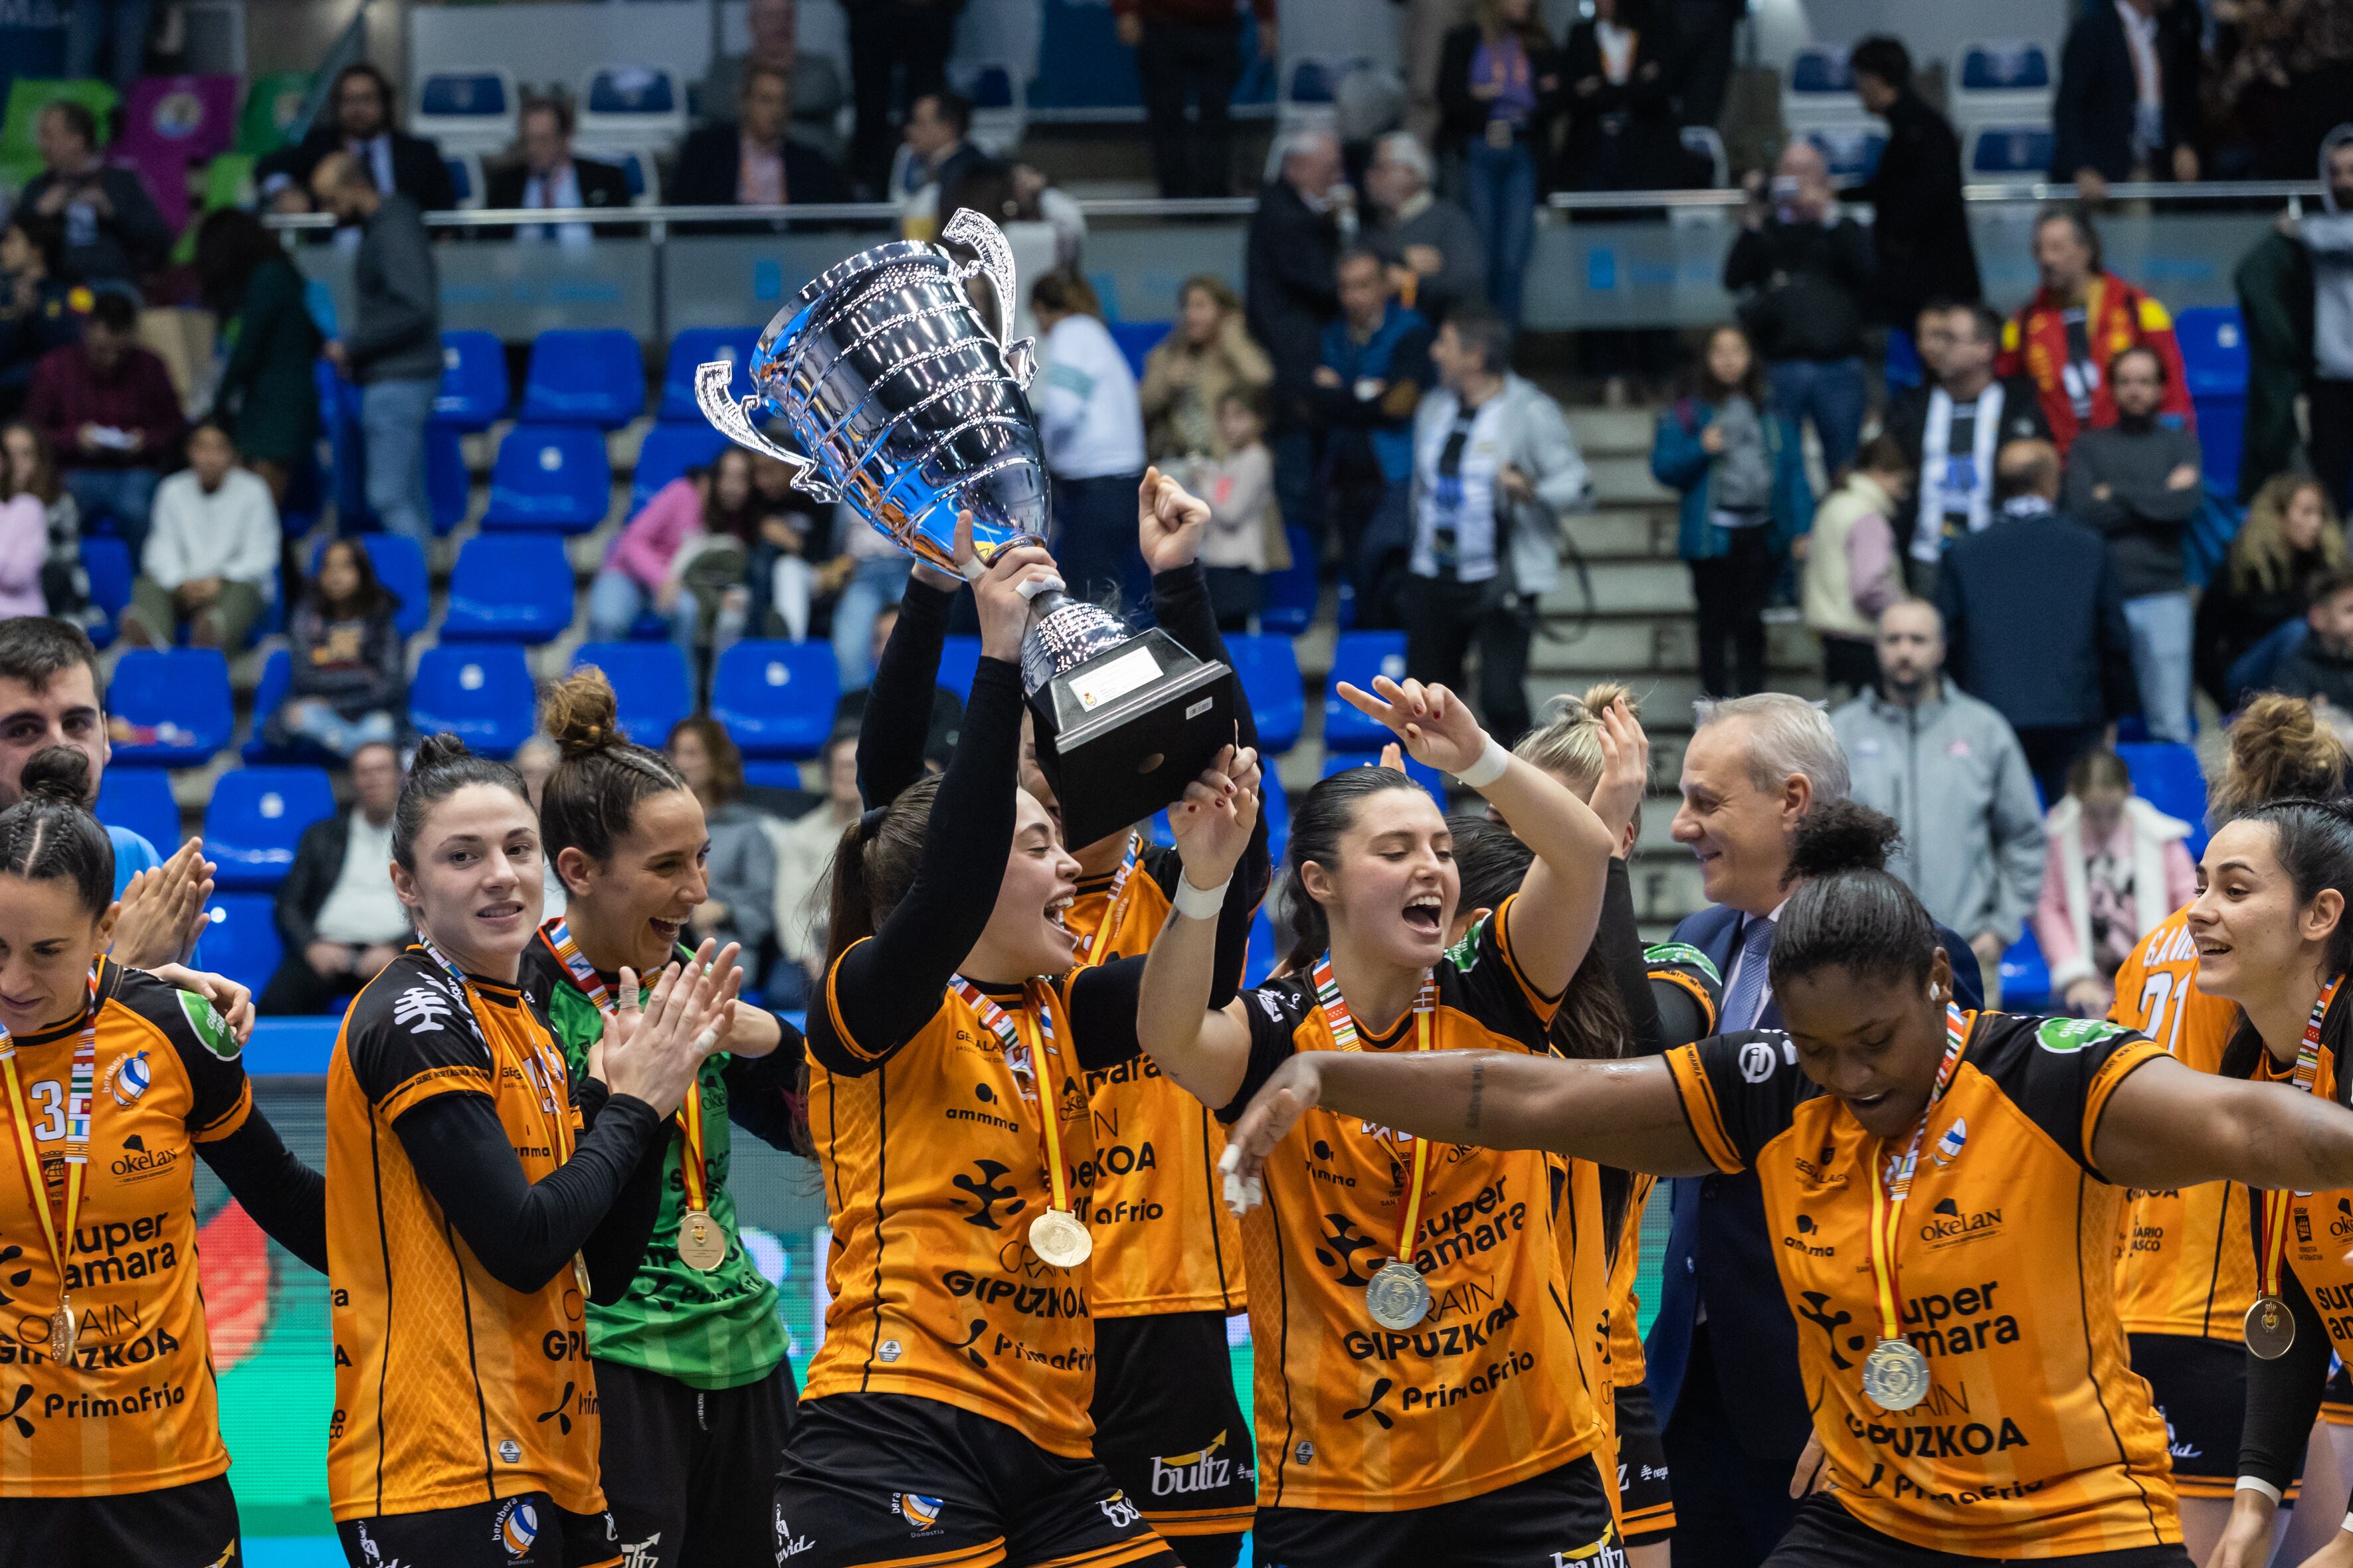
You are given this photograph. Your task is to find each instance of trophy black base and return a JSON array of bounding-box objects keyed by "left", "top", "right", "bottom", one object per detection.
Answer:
[{"left": 1028, "top": 628, "right": 1237, "bottom": 851}]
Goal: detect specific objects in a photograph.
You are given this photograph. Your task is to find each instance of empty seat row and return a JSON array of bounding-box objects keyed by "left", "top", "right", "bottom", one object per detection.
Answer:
[{"left": 432, "top": 327, "right": 763, "bottom": 434}]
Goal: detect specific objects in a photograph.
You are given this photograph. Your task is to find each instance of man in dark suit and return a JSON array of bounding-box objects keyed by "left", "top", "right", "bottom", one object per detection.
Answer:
[
  {"left": 672, "top": 64, "right": 850, "bottom": 213},
  {"left": 1647, "top": 692, "right": 1986, "bottom": 1568},
  {"left": 1847, "top": 35, "right": 1979, "bottom": 333},
  {"left": 259, "top": 741, "right": 411, "bottom": 1013},
  {"left": 2053, "top": 0, "right": 2204, "bottom": 201},
  {"left": 483, "top": 96, "right": 632, "bottom": 240},
  {"left": 259, "top": 62, "right": 457, "bottom": 214}
]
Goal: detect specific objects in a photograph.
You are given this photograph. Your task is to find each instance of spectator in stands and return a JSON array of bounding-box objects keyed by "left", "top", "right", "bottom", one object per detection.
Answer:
[
  {"left": 746, "top": 452, "right": 828, "bottom": 642},
  {"left": 702, "top": 0, "right": 799, "bottom": 130},
  {"left": 890, "top": 91, "right": 987, "bottom": 235},
  {"left": 263, "top": 63, "right": 458, "bottom": 215},
  {"left": 1882, "top": 300, "right": 2052, "bottom": 599},
  {"left": 1998, "top": 206, "right": 2194, "bottom": 457},
  {"left": 1557, "top": 0, "right": 1685, "bottom": 197},
  {"left": 312, "top": 149, "right": 440, "bottom": 549},
  {"left": 260, "top": 739, "right": 409, "bottom": 1014},
  {"left": 265, "top": 538, "right": 406, "bottom": 760},
  {"left": 2061, "top": 345, "right": 2203, "bottom": 744},
  {"left": 1139, "top": 275, "right": 1273, "bottom": 463},
  {"left": 2235, "top": 126, "right": 2353, "bottom": 505},
  {"left": 0, "top": 215, "right": 83, "bottom": 420},
  {"left": 512, "top": 735, "right": 570, "bottom": 917},
  {"left": 770, "top": 728, "right": 858, "bottom": 1007},
  {"left": 1724, "top": 140, "right": 1873, "bottom": 476},
  {"left": 1, "top": 422, "right": 88, "bottom": 626},
  {"left": 2034, "top": 747, "right": 2198, "bottom": 1017},
  {"left": 1315, "top": 248, "right": 1432, "bottom": 620},
  {"left": 1437, "top": 0, "right": 1562, "bottom": 327},
  {"left": 846, "top": 0, "right": 967, "bottom": 198},
  {"left": 1802, "top": 434, "right": 1913, "bottom": 699},
  {"left": 1832, "top": 598, "right": 2045, "bottom": 1001},
  {"left": 1403, "top": 309, "right": 1590, "bottom": 746},
  {"left": 2269, "top": 568, "right": 2353, "bottom": 715},
  {"left": 1671, "top": 0, "right": 1742, "bottom": 129},
  {"left": 1032, "top": 270, "right": 1149, "bottom": 612},
  {"left": 1935, "top": 440, "right": 2127, "bottom": 802},
  {"left": 1178, "top": 389, "right": 1280, "bottom": 628},
  {"left": 67, "top": 0, "right": 148, "bottom": 87},
  {"left": 2198, "top": 474, "right": 2348, "bottom": 708},
  {"left": 673, "top": 64, "right": 850, "bottom": 209},
  {"left": 1653, "top": 323, "right": 1813, "bottom": 699},
  {"left": 25, "top": 290, "right": 180, "bottom": 557},
  {"left": 828, "top": 601, "right": 963, "bottom": 763},
  {"left": 664, "top": 717, "right": 777, "bottom": 966},
  {"left": 1847, "top": 35, "right": 1980, "bottom": 337},
  {"left": 19, "top": 102, "right": 169, "bottom": 293},
  {"left": 824, "top": 502, "right": 911, "bottom": 693},
  {"left": 0, "top": 443, "right": 49, "bottom": 618},
  {"left": 1248, "top": 126, "right": 1350, "bottom": 553},
  {"left": 1116, "top": 0, "right": 1275, "bottom": 199},
  {"left": 591, "top": 448, "right": 757, "bottom": 653},
  {"left": 193, "top": 209, "right": 320, "bottom": 509},
  {"left": 486, "top": 96, "right": 632, "bottom": 245},
  {"left": 122, "top": 420, "right": 276, "bottom": 652},
  {"left": 2053, "top": 0, "right": 2205, "bottom": 201},
  {"left": 1362, "top": 131, "right": 1487, "bottom": 327}
]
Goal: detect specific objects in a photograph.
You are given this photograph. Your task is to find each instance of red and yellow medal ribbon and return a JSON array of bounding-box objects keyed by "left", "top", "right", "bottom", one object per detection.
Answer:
[
  {"left": 1863, "top": 1003, "right": 1972, "bottom": 1348},
  {"left": 950, "top": 976, "right": 1078, "bottom": 1213},
  {"left": 541, "top": 918, "right": 709, "bottom": 1218},
  {"left": 1313, "top": 956, "right": 1438, "bottom": 1266},
  {"left": 2257, "top": 977, "right": 2341, "bottom": 1303},
  {"left": 0, "top": 973, "right": 100, "bottom": 1337}
]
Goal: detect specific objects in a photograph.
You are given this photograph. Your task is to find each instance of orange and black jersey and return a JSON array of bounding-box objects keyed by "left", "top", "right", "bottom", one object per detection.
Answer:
[
  {"left": 1217, "top": 899, "right": 1607, "bottom": 1513},
  {"left": 1667, "top": 1012, "right": 2177, "bottom": 1557},
  {"left": 326, "top": 950, "right": 667, "bottom": 1524},
  {"left": 0, "top": 959, "right": 324, "bottom": 1498}
]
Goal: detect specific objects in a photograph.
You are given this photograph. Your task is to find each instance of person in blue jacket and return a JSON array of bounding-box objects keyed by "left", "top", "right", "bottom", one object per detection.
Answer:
[{"left": 1652, "top": 325, "right": 1814, "bottom": 698}]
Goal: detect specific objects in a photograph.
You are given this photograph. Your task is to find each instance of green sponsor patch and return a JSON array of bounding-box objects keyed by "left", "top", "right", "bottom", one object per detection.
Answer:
[
  {"left": 179, "top": 991, "right": 240, "bottom": 1060},
  {"left": 1446, "top": 916, "right": 1487, "bottom": 973},
  {"left": 2035, "top": 1017, "right": 2124, "bottom": 1055},
  {"left": 1644, "top": 942, "right": 1723, "bottom": 985}
]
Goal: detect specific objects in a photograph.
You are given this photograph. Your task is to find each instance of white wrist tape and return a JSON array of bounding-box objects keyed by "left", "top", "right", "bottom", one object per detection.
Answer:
[
  {"left": 1456, "top": 736, "right": 1511, "bottom": 790},
  {"left": 1173, "top": 875, "right": 1230, "bottom": 921},
  {"left": 2237, "top": 1476, "right": 2284, "bottom": 1505}
]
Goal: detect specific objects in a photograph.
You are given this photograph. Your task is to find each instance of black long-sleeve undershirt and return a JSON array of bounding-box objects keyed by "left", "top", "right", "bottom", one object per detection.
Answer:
[
  {"left": 1596, "top": 857, "right": 1663, "bottom": 1058},
  {"left": 858, "top": 572, "right": 960, "bottom": 809},
  {"left": 391, "top": 1082, "right": 665, "bottom": 1305},
  {"left": 198, "top": 1108, "right": 328, "bottom": 1274},
  {"left": 2239, "top": 1261, "right": 2336, "bottom": 1496},
  {"left": 723, "top": 1037, "right": 806, "bottom": 1152}
]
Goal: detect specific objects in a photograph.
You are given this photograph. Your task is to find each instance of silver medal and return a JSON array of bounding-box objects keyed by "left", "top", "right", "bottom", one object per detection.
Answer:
[
  {"left": 2245, "top": 1296, "right": 2297, "bottom": 1359},
  {"left": 1365, "top": 1259, "right": 1433, "bottom": 1331},
  {"left": 1860, "top": 1337, "right": 1932, "bottom": 1411},
  {"left": 1030, "top": 1208, "right": 1093, "bottom": 1269}
]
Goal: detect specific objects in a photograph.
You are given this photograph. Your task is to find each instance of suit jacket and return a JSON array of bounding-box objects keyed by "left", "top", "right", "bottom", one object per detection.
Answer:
[
  {"left": 268, "top": 126, "right": 458, "bottom": 212},
  {"left": 276, "top": 815, "right": 355, "bottom": 952},
  {"left": 2052, "top": 2, "right": 2202, "bottom": 184},
  {"left": 484, "top": 155, "right": 632, "bottom": 213},
  {"left": 1644, "top": 901, "right": 1986, "bottom": 1465},
  {"left": 1847, "top": 90, "right": 1980, "bottom": 327},
  {"left": 669, "top": 124, "right": 850, "bottom": 208}
]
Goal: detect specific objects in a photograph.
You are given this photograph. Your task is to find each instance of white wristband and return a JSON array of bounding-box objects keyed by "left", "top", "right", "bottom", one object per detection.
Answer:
[
  {"left": 2237, "top": 1476, "right": 2284, "bottom": 1505},
  {"left": 1172, "top": 875, "right": 1230, "bottom": 921},
  {"left": 1456, "top": 735, "right": 1511, "bottom": 790}
]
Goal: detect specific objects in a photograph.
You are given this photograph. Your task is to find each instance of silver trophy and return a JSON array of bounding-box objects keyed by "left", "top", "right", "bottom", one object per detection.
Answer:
[{"left": 697, "top": 209, "right": 1233, "bottom": 846}]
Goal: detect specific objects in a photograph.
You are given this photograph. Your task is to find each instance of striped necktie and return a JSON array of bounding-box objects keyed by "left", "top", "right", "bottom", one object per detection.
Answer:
[{"left": 1721, "top": 915, "right": 1777, "bottom": 1032}]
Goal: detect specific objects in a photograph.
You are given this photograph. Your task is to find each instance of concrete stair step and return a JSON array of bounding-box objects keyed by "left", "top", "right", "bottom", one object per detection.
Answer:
[{"left": 1587, "top": 453, "right": 1675, "bottom": 507}]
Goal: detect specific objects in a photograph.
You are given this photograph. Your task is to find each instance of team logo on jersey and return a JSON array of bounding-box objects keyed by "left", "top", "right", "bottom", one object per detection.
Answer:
[
  {"left": 393, "top": 987, "right": 456, "bottom": 1034},
  {"left": 772, "top": 1504, "right": 814, "bottom": 1560},
  {"left": 497, "top": 1438, "right": 523, "bottom": 1463},
  {"left": 493, "top": 1498, "right": 540, "bottom": 1558},
  {"left": 1097, "top": 1490, "right": 1142, "bottom": 1527},
  {"left": 951, "top": 1159, "right": 1026, "bottom": 1230},
  {"left": 2036, "top": 1017, "right": 2125, "bottom": 1055},
  {"left": 1151, "top": 1429, "right": 1241, "bottom": 1496},
  {"left": 1931, "top": 1118, "right": 1968, "bottom": 1167},
  {"left": 1, "top": 1383, "right": 33, "bottom": 1437},
  {"left": 178, "top": 992, "right": 240, "bottom": 1059},
  {"left": 1446, "top": 918, "right": 1486, "bottom": 973},
  {"left": 891, "top": 1493, "right": 943, "bottom": 1532},
  {"left": 1738, "top": 1041, "right": 1780, "bottom": 1083},
  {"left": 877, "top": 1339, "right": 903, "bottom": 1363},
  {"left": 106, "top": 1049, "right": 151, "bottom": 1104},
  {"left": 111, "top": 1132, "right": 179, "bottom": 1183},
  {"left": 1643, "top": 942, "right": 1722, "bottom": 984},
  {"left": 1313, "top": 1213, "right": 1382, "bottom": 1285}
]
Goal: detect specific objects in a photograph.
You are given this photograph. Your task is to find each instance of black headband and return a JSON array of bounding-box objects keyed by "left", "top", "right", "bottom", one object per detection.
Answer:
[{"left": 857, "top": 804, "right": 890, "bottom": 844}]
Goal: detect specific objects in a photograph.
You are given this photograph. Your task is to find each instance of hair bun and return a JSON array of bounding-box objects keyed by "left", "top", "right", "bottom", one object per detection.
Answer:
[
  {"left": 1786, "top": 799, "right": 1901, "bottom": 883},
  {"left": 411, "top": 732, "right": 475, "bottom": 773},
  {"left": 541, "top": 667, "right": 624, "bottom": 758},
  {"left": 18, "top": 746, "right": 92, "bottom": 809},
  {"left": 1578, "top": 681, "right": 1640, "bottom": 723}
]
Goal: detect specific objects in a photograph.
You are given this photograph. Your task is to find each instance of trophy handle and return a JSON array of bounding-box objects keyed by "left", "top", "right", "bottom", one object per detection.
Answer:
[
  {"left": 941, "top": 209, "right": 1040, "bottom": 390},
  {"left": 694, "top": 361, "right": 840, "bottom": 503}
]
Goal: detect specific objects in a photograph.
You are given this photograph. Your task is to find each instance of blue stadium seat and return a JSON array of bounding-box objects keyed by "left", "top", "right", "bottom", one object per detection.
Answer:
[
  {"left": 1107, "top": 321, "right": 1171, "bottom": 383},
  {"left": 2115, "top": 740, "right": 2212, "bottom": 858},
  {"left": 1806, "top": 124, "right": 1887, "bottom": 184},
  {"left": 442, "top": 533, "right": 577, "bottom": 644},
  {"left": 2000, "top": 929, "right": 2052, "bottom": 1012},
  {"left": 1260, "top": 767, "right": 1289, "bottom": 863},
  {"left": 207, "top": 766, "right": 337, "bottom": 889},
  {"left": 1287, "top": 60, "right": 1335, "bottom": 104},
  {"left": 83, "top": 534, "right": 134, "bottom": 648},
  {"left": 483, "top": 423, "right": 613, "bottom": 533},
  {"left": 409, "top": 645, "right": 536, "bottom": 759},
  {"left": 1321, "top": 748, "right": 1448, "bottom": 797},
  {"left": 1959, "top": 41, "right": 2052, "bottom": 91},
  {"left": 1260, "top": 525, "right": 1318, "bottom": 635},
  {"left": 443, "top": 153, "right": 477, "bottom": 207},
  {"left": 659, "top": 327, "right": 762, "bottom": 422},
  {"left": 312, "top": 533, "right": 431, "bottom": 640},
  {"left": 433, "top": 329, "right": 508, "bottom": 430},
  {"left": 520, "top": 329, "right": 646, "bottom": 428},
  {"left": 425, "top": 422, "right": 470, "bottom": 534},
  {"left": 240, "top": 650, "right": 326, "bottom": 764},
  {"left": 2176, "top": 306, "right": 2248, "bottom": 492},
  {"left": 1969, "top": 126, "right": 2053, "bottom": 176},
  {"left": 1244, "top": 907, "right": 1279, "bottom": 988},
  {"left": 1321, "top": 632, "right": 1408, "bottom": 752},
  {"left": 203, "top": 893, "right": 284, "bottom": 1000},
  {"left": 573, "top": 642, "right": 694, "bottom": 747},
  {"left": 1788, "top": 43, "right": 1853, "bottom": 96},
  {"left": 937, "top": 635, "right": 983, "bottom": 700},
  {"left": 632, "top": 420, "right": 730, "bottom": 515},
  {"left": 96, "top": 767, "right": 180, "bottom": 859},
  {"left": 1225, "top": 634, "right": 1303, "bottom": 754},
  {"left": 711, "top": 642, "right": 842, "bottom": 760},
  {"left": 109, "top": 649, "right": 233, "bottom": 764}
]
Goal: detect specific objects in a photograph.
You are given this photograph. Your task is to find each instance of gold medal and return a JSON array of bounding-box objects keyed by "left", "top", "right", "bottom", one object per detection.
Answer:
[
  {"left": 49, "top": 1298, "right": 74, "bottom": 1363},
  {"left": 1030, "top": 1207, "right": 1093, "bottom": 1269},
  {"left": 678, "top": 1209, "right": 727, "bottom": 1271}
]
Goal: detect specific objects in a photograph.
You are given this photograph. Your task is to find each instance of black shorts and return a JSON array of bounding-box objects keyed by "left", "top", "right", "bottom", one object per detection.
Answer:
[
  {"left": 775, "top": 1392, "right": 1182, "bottom": 1568},
  {"left": 1089, "top": 1312, "right": 1256, "bottom": 1545},
  {"left": 0, "top": 1475, "right": 239, "bottom": 1567},
  {"left": 337, "top": 1494, "right": 621, "bottom": 1568},
  {"left": 1251, "top": 1451, "right": 1616, "bottom": 1568},
  {"left": 1762, "top": 1494, "right": 2193, "bottom": 1568},
  {"left": 2326, "top": 1359, "right": 2353, "bottom": 1425},
  {"left": 2128, "top": 1332, "right": 2253, "bottom": 1498},
  {"left": 1613, "top": 1378, "right": 1674, "bottom": 1546},
  {"left": 595, "top": 1356, "right": 798, "bottom": 1568}
]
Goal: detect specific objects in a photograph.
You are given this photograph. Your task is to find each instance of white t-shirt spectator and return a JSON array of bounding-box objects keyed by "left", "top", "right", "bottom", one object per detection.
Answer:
[
  {"left": 143, "top": 467, "right": 279, "bottom": 592},
  {"left": 312, "top": 810, "right": 409, "bottom": 946},
  {"left": 1037, "top": 313, "right": 1146, "bottom": 481}
]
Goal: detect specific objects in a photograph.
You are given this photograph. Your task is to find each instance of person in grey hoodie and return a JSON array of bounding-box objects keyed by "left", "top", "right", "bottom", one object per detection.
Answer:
[
  {"left": 1831, "top": 597, "right": 2045, "bottom": 1002},
  {"left": 2060, "top": 344, "right": 2204, "bottom": 744},
  {"left": 311, "top": 149, "right": 442, "bottom": 547},
  {"left": 2308, "top": 126, "right": 2353, "bottom": 514}
]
